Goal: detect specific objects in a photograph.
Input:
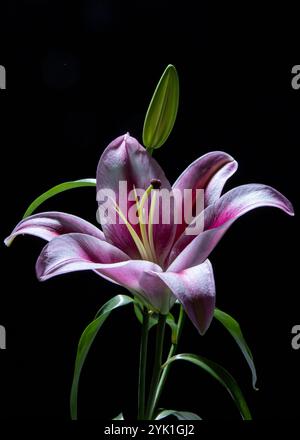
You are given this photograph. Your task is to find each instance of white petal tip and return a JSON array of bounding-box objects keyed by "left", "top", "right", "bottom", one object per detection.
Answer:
[{"left": 4, "top": 236, "right": 13, "bottom": 247}]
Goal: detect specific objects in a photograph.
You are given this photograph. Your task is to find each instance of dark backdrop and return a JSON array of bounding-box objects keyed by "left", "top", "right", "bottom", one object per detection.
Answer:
[{"left": 0, "top": 1, "right": 299, "bottom": 423}]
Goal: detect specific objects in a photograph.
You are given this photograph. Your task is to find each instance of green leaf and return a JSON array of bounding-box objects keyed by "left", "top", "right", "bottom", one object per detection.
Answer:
[
  {"left": 23, "top": 178, "right": 96, "bottom": 218},
  {"left": 70, "top": 294, "right": 134, "bottom": 420},
  {"left": 163, "top": 353, "right": 252, "bottom": 420},
  {"left": 133, "top": 302, "right": 143, "bottom": 324},
  {"left": 166, "top": 312, "right": 178, "bottom": 345},
  {"left": 143, "top": 64, "right": 179, "bottom": 150},
  {"left": 214, "top": 308, "right": 258, "bottom": 390},
  {"left": 113, "top": 412, "right": 124, "bottom": 420},
  {"left": 133, "top": 302, "right": 158, "bottom": 331},
  {"left": 133, "top": 302, "right": 178, "bottom": 344},
  {"left": 155, "top": 409, "right": 202, "bottom": 420}
]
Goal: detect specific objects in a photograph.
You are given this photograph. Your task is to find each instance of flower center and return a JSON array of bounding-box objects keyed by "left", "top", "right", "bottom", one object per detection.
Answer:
[
  {"left": 134, "top": 180, "right": 161, "bottom": 263},
  {"left": 111, "top": 180, "right": 161, "bottom": 263}
]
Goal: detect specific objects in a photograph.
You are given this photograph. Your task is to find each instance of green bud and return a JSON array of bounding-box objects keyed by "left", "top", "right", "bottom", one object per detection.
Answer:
[{"left": 143, "top": 64, "right": 179, "bottom": 150}]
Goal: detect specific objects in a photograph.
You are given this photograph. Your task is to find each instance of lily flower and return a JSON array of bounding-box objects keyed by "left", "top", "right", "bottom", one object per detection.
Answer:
[{"left": 5, "top": 134, "right": 294, "bottom": 334}]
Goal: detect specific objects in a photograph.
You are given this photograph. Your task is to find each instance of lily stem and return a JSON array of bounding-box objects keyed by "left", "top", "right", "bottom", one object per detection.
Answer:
[
  {"left": 146, "top": 313, "right": 167, "bottom": 419},
  {"left": 150, "top": 305, "right": 186, "bottom": 415},
  {"left": 138, "top": 307, "right": 149, "bottom": 420}
]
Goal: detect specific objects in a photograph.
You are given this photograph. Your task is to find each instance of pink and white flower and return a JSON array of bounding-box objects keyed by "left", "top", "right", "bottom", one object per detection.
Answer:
[{"left": 5, "top": 134, "right": 294, "bottom": 334}]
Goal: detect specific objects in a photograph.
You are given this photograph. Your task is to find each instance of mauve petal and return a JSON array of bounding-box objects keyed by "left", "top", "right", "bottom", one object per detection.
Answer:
[
  {"left": 4, "top": 211, "right": 105, "bottom": 247},
  {"left": 100, "top": 261, "right": 169, "bottom": 312},
  {"left": 172, "top": 151, "right": 236, "bottom": 240},
  {"left": 204, "top": 160, "right": 238, "bottom": 205},
  {"left": 169, "top": 184, "right": 294, "bottom": 271},
  {"left": 97, "top": 260, "right": 162, "bottom": 290},
  {"left": 96, "top": 133, "right": 175, "bottom": 262},
  {"left": 138, "top": 270, "right": 176, "bottom": 314},
  {"left": 157, "top": 260, "right": 216, "bottom": 335},
  {"left": 36, "top": 232, "right": 167, "bottom": 312},
  {"left": 36, "top": 233, "right": 130, "bottom": 280},
  {"left": 204, "top": 183, "right": 294, "bottom": 228},
  {"left": 173, "top": 151, "right": 235, "bottom": 194},
  {"left": 97, "top": 134, "right": 171, "bottom": 193}
]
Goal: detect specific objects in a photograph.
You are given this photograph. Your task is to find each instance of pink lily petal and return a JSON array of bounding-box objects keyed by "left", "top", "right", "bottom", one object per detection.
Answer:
[
  {"left": 172, "top": 151, "right": 237, "bottom": 240},
  {"left": 204, "top": 160, "right": 238, "bottom": 206},
  {"left": 156, "top": 260, "right": 216, "bottom": 335},
  {"left": 96, "top": 133, "right": 175, "bottom": 262},
  {"left": 36, "top": 232, "right": 168, "bottom": 311},
  {"left": 36, "top": 233, "right": 129, "bottom": 279},
  {"left": 97, "top": 260, "right": 164, "bottom": 311},
  {"left": 4, "top": 211, "right": 105, "bottom": 247},
  {"left": 138, "top": 270, "right": 176, "bottom": 314},
  {"left": 97, "top": 134, "right": 171, "bottom": 192},
  {"left": 168, "top": 184, "right": 295, "bottom": 271}
]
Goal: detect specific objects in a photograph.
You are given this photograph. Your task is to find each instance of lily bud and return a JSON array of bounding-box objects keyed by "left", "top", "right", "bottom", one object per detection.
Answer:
[{"left": 143, "top": 64, "right": 179, "bottom": 150}]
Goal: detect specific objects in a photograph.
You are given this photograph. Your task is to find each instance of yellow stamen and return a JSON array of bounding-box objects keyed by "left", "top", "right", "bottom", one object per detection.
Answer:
[
  {"left": 133, "top": 185, "right": 152, "bottom": 260},
  {"left": 136, "top": 184, "right": 156, "bottom": 261},
  {"left": 148, "top": 189, "right": 157, "bottom": 262},
  {"left": 109, "top": 196, "right": 148, "bottom": 260}
]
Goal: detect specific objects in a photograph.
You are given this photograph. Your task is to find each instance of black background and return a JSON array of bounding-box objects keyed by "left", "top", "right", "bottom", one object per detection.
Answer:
[{"left": 0, "top": 0, "right": 299, "bottom": 424}]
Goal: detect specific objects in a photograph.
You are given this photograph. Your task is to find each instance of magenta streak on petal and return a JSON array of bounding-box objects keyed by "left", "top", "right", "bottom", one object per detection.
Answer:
[{"left": 208, "top": 210, "right": 235, "bottom": 229}]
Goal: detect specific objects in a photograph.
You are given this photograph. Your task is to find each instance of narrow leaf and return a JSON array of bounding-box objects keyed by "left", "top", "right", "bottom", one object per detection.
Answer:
[
  {"left": 70, "top": 294, "right": 134, "bottom": 420},
  {"left": 143, "top": 64, "right": 179, "bottom": 150},
  {"left": 166, "top": 312, "right": 178, "bottom": 345},
  {"left": 214, "top": 308, "right": 258, "bottom": 390},
  {"left": 156, "top": 409, "right": 202, "bottom": 420},
  {"left": 23, "top": 178, "right": 96, "bottom": 218},
  {"left": 163, "top": 353, "right": 252, "bottom": 420}
]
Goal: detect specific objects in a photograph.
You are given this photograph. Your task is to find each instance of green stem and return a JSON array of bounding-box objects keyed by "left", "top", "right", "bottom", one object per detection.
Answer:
[
  {"left": 150, "top": 306, "right": 186, "bottom": 416},
  {"left": 146, "top": 146, "right": 154, "bottom": 156},
  {"left": 146, "top": 314, "right": 166, "bottom": 419},
  {"left": 138, "top": 307, "right": 149, "bottom": 420}
]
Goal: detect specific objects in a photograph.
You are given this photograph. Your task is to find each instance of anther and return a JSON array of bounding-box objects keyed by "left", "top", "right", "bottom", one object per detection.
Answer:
[{"left": 150, "top": 179, "right": 161, "bottom": 190}]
